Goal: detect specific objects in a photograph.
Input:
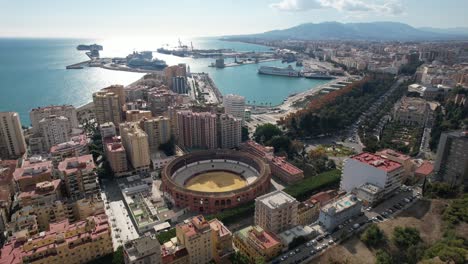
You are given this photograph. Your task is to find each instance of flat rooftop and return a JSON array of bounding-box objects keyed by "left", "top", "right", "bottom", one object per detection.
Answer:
[
  {"left": 351, "top": 152, "right": 402, "bottom": 172},
  {"left": 256, "top": 190, "right": 297, "bottom": 209},
  {"left": 321, "top": 194, "right": 360, "bottom": 215}
]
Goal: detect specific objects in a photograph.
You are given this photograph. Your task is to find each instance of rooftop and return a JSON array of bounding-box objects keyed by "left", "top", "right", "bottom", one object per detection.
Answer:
[
  {"left": 0, "top": 214, "right": 109, "bottom": 264},
  {"left": 376, "top": 149, "right": 411, "bottom": 161},
  {"left": 351, "top": 152, "right": 402, "bottom": 172},
  {"left": 209, "top": 219, "right": 231, "bottom": 238},
  {"left": 321, "top": 194, "right": 360, "bottom": 215},
  {"left": 415, "top": 161, "right": 434, "bottom": 176},
  {"left": 236, "top": 225, "right": 281, "bottom": 250},
  {"left": 13, "top": 160, "right": 53, "bottom": 181},
  {"left": 256, "top": 190, "right": 298, "bottom": 209},
  {"left": 309, "top": 190, "right": 338, "bottom": 206},
  {"left": 271, "top": 156, "right": 303, "bottom": 175},
  {"left": 50, "top": 134, "right": 88, "bottom": 154},
  {"left": 18, "top": 179, "right": 61, "bottom": 200},
  {"left": 178, "top": 215, "right": 211, "bottom": 238},
  {"left": 57, "top": 154, "right": 95, "bottom": 174},
  {"left": 0, "top": 160, "right": 17, "bottom": 186}
]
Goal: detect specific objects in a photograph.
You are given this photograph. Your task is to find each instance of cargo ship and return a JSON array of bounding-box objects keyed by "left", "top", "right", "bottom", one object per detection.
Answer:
[{"left": 258, "top": 65, "right": 300, "bottom": 77}]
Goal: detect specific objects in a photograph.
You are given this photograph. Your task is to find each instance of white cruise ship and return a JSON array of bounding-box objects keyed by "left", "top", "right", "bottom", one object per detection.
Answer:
[{"left": 258, "top": 65, "right": 300, "bottom": 77}]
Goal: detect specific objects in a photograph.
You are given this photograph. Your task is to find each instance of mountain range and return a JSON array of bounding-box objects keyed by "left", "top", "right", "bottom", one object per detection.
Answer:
[{"left": 224, "top": 22, "right": 468, "bottom": 41}]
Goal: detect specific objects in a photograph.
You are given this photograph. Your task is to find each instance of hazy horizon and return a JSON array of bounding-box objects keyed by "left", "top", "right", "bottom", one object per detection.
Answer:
[{"left": 1, "top": 0, "right": 467, "bottom": 38}]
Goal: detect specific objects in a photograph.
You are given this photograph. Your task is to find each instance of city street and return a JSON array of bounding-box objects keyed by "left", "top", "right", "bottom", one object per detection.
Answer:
[{"left": 270, "top": 187, "right": 421, "bottom": 264}]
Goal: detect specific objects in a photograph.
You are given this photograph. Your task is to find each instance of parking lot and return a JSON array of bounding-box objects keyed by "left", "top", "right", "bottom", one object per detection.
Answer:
[{"left": 271, "top": 186, "right": 421, "bottom": 264}]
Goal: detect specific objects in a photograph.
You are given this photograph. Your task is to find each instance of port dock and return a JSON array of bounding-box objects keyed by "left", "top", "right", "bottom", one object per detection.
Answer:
[{"left": 66, "top": 60, "right": 90, "bottom": 69}]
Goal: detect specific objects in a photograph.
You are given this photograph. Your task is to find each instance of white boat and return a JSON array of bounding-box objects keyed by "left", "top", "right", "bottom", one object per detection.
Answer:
[{"left": 258, "top": 65, "right": 300, "bottom": 77}]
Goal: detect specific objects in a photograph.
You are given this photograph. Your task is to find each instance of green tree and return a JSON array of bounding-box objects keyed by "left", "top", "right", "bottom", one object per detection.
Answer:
[
  {"left": 393, "top": 227, "right": 421, "bottom": 249},
  {"left": 267, "top": 135, "right": 292, "bottom": 155},
  {"left": 253, "top": 123, "right": 282, "bottom": 143},
  {"left": 112, "top": 246, "right": 124, "bottom": 264},
  {"left": 375, "top": 250, "right": 393, "bottom": 264},
  {"left": 360, "top": 224, "right": 386, "bottom": 247},
  {"left": 229, "top": 252, "right": 250, "bottom": 264},
  {"left": 241, "top": 126, "right": 249, "bottom": 141}
]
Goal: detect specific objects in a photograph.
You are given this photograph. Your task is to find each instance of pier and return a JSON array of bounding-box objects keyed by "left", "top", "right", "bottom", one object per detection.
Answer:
[{"left": 66, "top": 60, "right": 90, "bottom": 69}]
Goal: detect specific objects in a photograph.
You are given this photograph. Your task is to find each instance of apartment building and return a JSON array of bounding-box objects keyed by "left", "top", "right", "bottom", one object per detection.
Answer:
[
  {"left": 124, "top": 235, "right": 162, "bottom": 264},
  {"left": 0, "top": 214, "right": 113, "bottom": 264},
  {"left": 233, "top": 225, "right": 282, "bottom": 263},
  {"left": 223, "top": 94, "right": 245, "bottom": 124},
  {"left": 434, "top": 131, "right": 468, "bottom": 187},
  {"left": 255, "top": 190, "right": 299, "bottom": 234},
  {"left": 57, "top": 155, "right": 99, "bottom": 199},
  {"left": 0, "top": 112, "right": 27, "bottom": 159},
  {"left": 119, "top": 122, "right": 151, "bottom": 173},
  {"left": 318, "top": 194, "right": 362, "bottom": 231},
  {"left": 341, "top": 152, "right": 404, "bottom": 203}
]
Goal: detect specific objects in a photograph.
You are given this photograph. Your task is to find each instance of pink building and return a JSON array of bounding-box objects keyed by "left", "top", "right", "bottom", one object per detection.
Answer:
[
  {"left": 17, "top": 179, "right": 62, "bottom": 207},
  {"left": 57, "top": 155, "right": 99, "bottom": 199},
  {"left": 50, "top": 134, "right": 89, "bottom": 163},
  {"left": 13, "top": 158, "right": 53, "bottom": 191},
  {"left": 0, "top": 214, "right": 113, "bottom": 264},
  {"left": 240, "top": 141, "right": 304, "bottom": 184},
  {"left": 105, "top": 137, "right": 129, "bottom": 176}
]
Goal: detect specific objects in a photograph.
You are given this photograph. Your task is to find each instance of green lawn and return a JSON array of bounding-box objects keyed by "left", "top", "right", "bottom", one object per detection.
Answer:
[{"left": 284, "top": 169, "right": 341, "bottom": 201}]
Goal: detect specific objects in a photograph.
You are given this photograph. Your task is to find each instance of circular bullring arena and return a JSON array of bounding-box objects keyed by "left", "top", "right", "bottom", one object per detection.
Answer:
[{"left": 161, "top": 150, "right": 271, "bottom": 214}]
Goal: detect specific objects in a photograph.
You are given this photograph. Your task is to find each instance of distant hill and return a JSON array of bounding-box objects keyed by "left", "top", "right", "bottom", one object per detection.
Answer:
[{"left": 224, "top": 22, "right": 468, "bottom": 41}]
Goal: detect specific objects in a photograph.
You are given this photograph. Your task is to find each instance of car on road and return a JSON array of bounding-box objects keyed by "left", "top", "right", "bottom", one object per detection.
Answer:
[
  {"left": 376, "top": 215, "right": 384, "bottom": 221},
  {"left": 295, "top": 248, "right": 301, "bottom": 253}
]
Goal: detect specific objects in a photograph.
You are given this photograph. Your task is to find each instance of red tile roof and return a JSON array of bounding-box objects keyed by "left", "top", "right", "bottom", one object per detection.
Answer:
[
  {"left": 415, "top": 161, "right": 434, "bottom": 176},
  {"left": 57, "top": 155, "right": 95, "bottom": 174},
  {"left": 271, "top": 156, "right": 303, "bottom": 175},
  {"left": 351, "top": 152, "right": 402, "bottom": 172},
  {"left": 376, "top": 149, "right": 411, "bottom": 161},
  {"left": 0, "top": 160, "right": 17, "bottom": 186}
]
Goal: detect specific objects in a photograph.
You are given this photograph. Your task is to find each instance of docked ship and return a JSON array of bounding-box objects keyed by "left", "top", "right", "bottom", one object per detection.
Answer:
[
  {"left": 258, "top": 65, "right": 300, "bottom": 77},
  {"left": 77, "top": 44, "right": 103, "bottom": 51},
  {"left": 303, "top": 71, "right": 335, "bottom": 80},
  {"left": 126, "top": 51, "right": 167, "bottom": 70}
]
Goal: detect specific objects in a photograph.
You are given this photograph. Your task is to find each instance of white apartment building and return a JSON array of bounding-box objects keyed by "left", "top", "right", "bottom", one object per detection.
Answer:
[
  {"left": 223, "top": 94, "right": 246, "bottom": 124},
  {"left": 318, "top": 194, "right": 362, "bottom": 231},
  {"left": 341, "top": 152, "right": 404, "bottom": 203},
  {"left": 29, "top": 105, "right": 78, "bottom": 134},
  {"left": 218, "top": 114, "right": 241, "bottom": 149},
  {"left": 38, "top": 115, "right": 72, "bottom": 151}
]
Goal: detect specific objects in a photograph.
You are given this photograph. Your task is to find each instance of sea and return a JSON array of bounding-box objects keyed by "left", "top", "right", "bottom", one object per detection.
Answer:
[{"left": 0, "top": 37, "right": 329, "bottom": 125}]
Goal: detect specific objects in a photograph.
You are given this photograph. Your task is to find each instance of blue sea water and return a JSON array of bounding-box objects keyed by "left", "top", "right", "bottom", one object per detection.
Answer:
[{"left": 0, "top": 37, "right": 328, "bottom": 124}]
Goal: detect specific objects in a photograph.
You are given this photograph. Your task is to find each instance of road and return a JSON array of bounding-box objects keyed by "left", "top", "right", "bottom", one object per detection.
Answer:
[{"left": 270, "top": 186, "right": 421, "bottom": 264}]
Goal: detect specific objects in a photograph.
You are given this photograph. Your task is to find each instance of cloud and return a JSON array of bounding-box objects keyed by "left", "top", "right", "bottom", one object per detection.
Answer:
[
  {"left": 270, "top": 0, "right": 404, "bottom": 15},
  {"left": 269, "top": 0, "right": 323, "bottom": 11}
]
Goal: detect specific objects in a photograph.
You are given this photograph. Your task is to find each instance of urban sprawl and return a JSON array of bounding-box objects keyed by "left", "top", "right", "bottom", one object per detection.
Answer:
[{"left": 0, "top": 39, "right": 467, "bottom": 264}]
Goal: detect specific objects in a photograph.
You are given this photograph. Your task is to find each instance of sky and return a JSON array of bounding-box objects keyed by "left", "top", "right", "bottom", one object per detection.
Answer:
[{"left": 0, "top": 0, "right": 467, "bottom": 38}]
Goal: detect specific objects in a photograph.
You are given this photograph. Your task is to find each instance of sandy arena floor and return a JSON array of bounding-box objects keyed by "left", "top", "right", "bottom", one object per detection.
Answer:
[{"left": 185, "top": 171, "right": 247, "bottom": 192}]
